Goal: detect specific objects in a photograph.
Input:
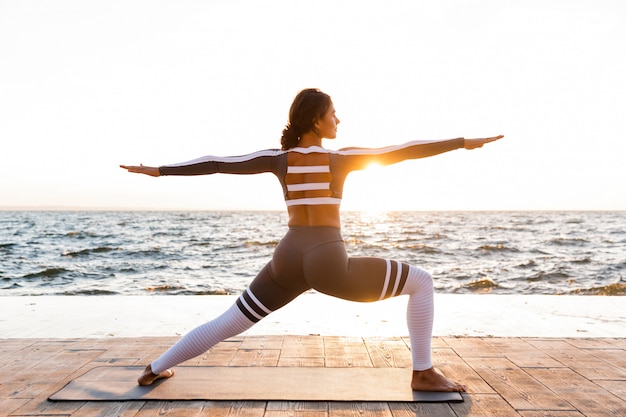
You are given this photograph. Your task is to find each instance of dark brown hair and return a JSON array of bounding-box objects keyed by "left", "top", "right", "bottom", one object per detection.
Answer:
[{"left": 280, "top": 88, "right": 332, "bottom": 150}]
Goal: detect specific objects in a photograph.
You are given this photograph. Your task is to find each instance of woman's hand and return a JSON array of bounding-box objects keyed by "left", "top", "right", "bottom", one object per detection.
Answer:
[
  {"left": 464, "top": 135, "right": 504, "bottom": 150},
  {"left": 119, "top": 164, "right": 161, "bottom": 177}
]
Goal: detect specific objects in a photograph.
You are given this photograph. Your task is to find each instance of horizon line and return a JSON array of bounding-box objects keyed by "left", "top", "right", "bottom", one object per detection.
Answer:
[{"left": 1, "top": 206, "right": 624, "bottom": 213}]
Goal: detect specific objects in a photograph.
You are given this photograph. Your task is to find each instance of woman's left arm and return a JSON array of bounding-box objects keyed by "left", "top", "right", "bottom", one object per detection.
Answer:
[{"left": 339, "top": 135, "right": 503, "bottom": 170}]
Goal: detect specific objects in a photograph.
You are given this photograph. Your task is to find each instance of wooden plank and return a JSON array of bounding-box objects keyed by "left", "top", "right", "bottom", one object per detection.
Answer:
[
  {"left": 323, "top": 336, "right": 366, "bottom": 347},
  {"left": 389, "top": 401, "right": 456, "bottom": 416},
  {"left": 190, "top": 348, "right": 240, "bottom": 367},
  {"left": 324, "top": 337, "right": 373, "bottom": 368},
  {"left": 519, "top": 411, "right": 585, "bottom": 417},
  {"left": 229, "top": 348, "right": 280, "bottom": 366},
  {"left": 13, "top": 389, "right": 85, "bottom": 416},
  {"left": 364, "top": 338, "right": 411, "bottom": 368},
  {"left": 324, "top": 349, "right": 372, "bottom": 367},
  {"left": 585, "top": 349, "right": 626, "bottom": 374},
  {"left": 602, "top": 338, "right": 626, "bottom": 349},
  {"left": 0, "top": 339, "right": 37, "bottom": 362},
  {"left": 287, "top": 335, "right": 325, "bottom": 346},
  {"left": 528, "top": 368, "right": 626, "bottom": 417},
  {"left": 93, "top": 337, "right": 161, "bottom": 359},
  {"left": 239, "top": 335, "right": 284, "bottom": 350},
  {"left": 449, "top": 393, "right": 520, "bottom": 417},
  {"left": 563, "top": 338, "right": 617, "bottom": 349},
  {"left": 430, "top": 337, "right": 450, "bottom": 349},
  {"left": 278, "top": 335, "right": 325, "bottom": 367},
  {"left": 277, "top": 355, "right": 325, "bottom": 367},
  {"left": 488, "top": 338, "right": 565, "bottom": 368},
  {"left": 0, "top": 398, "right": 30, "bottom": 417},
  {"left": 0, "top": 339, "right": 72, "bottom": 375},
  {"left": 10, "top": 347, "right": 108, "bottom": 416},
  {"left": 134, "top": 400, "right": 208, "bottom": 417},
  {"left": 200, "top": 401, "right": 267, "bottom": 417},
  {"left": 265, "top": 401, "right": 328, "bottom": 417},
  {"left": 463, "top": 357, "right": 574, "bottom": 411},
  {"left": 186, "top": 339, "right": 245, "bottom": 367},
  {"left": 442, "top": 337, "right": 504, "bottom": 358},
  {"left": 524, "top": 339, "right": 572, "bottom": 352},
  {"left": 594, "top": 380, "right": 626, "bottom": 401},
  {"left": 197, "top": 401, "right": 268, "bottom": 417},
  {"left": 431, "top": 348, "right": 495, "bottom": 394},
  {"left": 527, "top": 339, "right": 626, "bottom": 381},
  {"left": 329, "top": 401, "right": 391, "bottom": 417},
  {"left": 265, "top": 401, "right": 328, "bottom": 413},
  {"left": 135, "top": 338, "right": 182, "bottom": 365},
  {"left": 7, "top": 346, "right": 105, "bottom": 399},
  {"left": 265, "top": 409, "right": 328, "bottom": 417},
  {"left": 71, "top": 401, "right": 145, "bottom": 417},
  {"left": 281, "top": 336, "right": 324, "bottom": 358}
]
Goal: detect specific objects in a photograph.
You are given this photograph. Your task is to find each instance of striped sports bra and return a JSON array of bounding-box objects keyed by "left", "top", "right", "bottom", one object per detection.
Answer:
[{"left": 284, "top": 146, "right": 341, "bottom": 207}]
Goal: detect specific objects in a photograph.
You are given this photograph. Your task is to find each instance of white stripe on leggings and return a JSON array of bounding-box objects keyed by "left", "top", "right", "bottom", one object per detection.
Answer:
[{"left": 378, "top": 259, "right": 392, "bottom": 301}]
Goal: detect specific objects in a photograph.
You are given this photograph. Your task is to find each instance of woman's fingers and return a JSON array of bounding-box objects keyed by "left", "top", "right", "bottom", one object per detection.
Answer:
[{"left": 484, "top": 135, "right": 504, "bottom": 143}]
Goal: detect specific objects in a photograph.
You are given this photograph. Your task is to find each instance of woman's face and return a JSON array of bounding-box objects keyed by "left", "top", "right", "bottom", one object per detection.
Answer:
[{"left": 315, "top": 103, "right": 340, "bottom": 139}]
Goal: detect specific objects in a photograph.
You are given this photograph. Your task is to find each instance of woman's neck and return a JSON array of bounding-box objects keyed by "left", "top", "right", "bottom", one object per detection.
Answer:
[{"left": 297, "top": 132, "right": 323, "bottom": 148}]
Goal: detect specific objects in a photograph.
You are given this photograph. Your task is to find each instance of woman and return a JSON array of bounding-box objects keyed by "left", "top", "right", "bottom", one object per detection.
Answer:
[{"left": 121, "top": 88, "right": 503, "bottom": 392}]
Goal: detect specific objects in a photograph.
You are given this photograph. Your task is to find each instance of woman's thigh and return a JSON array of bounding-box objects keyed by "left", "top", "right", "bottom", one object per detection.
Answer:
[
  {"left": 247, "top": 231, "right": 311, "bottom": 311},
  {"left": 304, "top": 241, "right": 390, "bottom": 302}
]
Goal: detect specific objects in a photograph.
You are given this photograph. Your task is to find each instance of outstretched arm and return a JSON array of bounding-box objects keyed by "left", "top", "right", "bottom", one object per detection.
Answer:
[
  {"left": 120, "top": 149, "right": 284, "bottom": 177},
  {"left": 338, "top": 135, "right": 504, "bottom": 170}
]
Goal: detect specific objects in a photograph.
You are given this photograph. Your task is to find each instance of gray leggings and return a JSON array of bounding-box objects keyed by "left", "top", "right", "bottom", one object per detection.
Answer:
[{"left": 238, "top": 226, "right": 410, "bottom": 322}]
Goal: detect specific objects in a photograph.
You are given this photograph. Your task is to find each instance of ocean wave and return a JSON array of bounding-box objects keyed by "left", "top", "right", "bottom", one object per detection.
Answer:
[
  {"left": 145, "top": 284, "right": 230, "bottom": 295},
  {"left": 568, "top": 282, "right": 626, "bottom": 296},
  {"left": 62, "top": 247, "right": 118, "bottom": 257},
  {"left": 516, "top": 260, "right": 538, "bottom": 269},
  {"left": 478, "top": 243, "right": 519, "bottom": 253},
  {"left": 464, "top": 278, "right": 499, "bottom": 293},
  {"left": 1, "top": 281, "right": 21, "bottom": 290},
  {"left": 244, "top": 240, "right": 280, "bottom": 248},
  {"left": 61, "top": 289, "right": 120, "bottom": 296},
  {"left": 405, "top": 243, "right": 441, "bottom": 254},
  {"left": 526, "top": 268, "right": 570, "bottom": 282},
  {"left": 23, "top": 268, "right": 70, "bottom": 279},
  {"left": 549, "top": 237, "right": 589, "bottom": 246},
  {"left": 65, "top": 231, "right": 105, "bottom": 239}
]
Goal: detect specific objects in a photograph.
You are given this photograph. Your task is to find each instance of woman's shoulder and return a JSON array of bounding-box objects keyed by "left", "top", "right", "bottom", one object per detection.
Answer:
[{"left": 287, "top": 146, "right": 330, "bottom": 154}]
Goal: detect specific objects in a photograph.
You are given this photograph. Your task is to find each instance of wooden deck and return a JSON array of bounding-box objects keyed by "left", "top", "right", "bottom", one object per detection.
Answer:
[{"left": 1, "top": 335, "right": 624, "bottom": 416}]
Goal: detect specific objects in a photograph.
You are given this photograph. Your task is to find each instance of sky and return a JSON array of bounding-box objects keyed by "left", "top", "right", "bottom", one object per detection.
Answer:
[{"left": 1, "top": 0, "right": 625, "bottom": 212}]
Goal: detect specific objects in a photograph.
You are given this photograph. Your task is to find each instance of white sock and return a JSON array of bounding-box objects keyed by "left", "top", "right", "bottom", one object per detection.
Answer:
[
  {"left": 151, "top": 301, "right": 255, "bottom": 373},
  {"left": 400, "top": 265, "right": 434, "bottom": 371}
]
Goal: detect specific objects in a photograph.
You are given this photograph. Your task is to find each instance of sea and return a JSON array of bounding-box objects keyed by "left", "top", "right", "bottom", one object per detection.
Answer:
[{"left": 1, "top": 211, "right": 624, "bottom": 297}]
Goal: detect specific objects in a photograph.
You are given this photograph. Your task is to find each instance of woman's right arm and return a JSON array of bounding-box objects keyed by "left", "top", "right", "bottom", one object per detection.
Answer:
[{"left": 120, "top": 149, "right": 284, "bottom": 177}]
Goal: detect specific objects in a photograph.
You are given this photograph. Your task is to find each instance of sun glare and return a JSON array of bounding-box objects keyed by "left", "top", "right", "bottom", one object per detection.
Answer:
[{"left": 343, "top": 162, "right": 391, "bottom": 213}]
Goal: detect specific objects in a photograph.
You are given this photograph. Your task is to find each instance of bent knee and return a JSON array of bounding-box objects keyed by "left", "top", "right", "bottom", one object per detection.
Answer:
[{"left": 400, "top": 266, "right": 433, "bottom": 296}]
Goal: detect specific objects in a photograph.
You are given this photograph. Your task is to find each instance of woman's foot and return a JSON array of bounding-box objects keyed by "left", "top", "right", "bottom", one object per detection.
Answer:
[
  {"left": 411, "top": 367, "right": 467, "bottom": 392},
  {"left": 137, "top": 364, "right": 175, "bottom": 386}
]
